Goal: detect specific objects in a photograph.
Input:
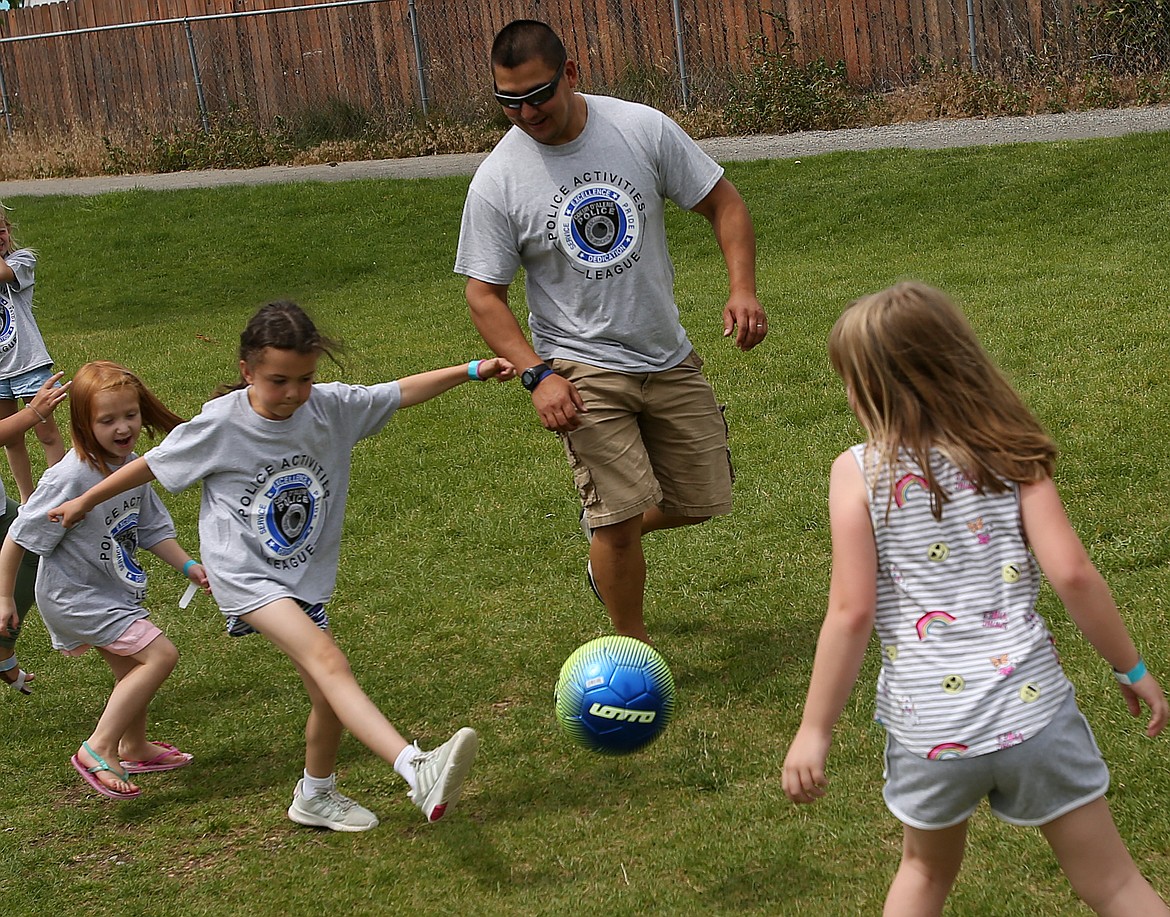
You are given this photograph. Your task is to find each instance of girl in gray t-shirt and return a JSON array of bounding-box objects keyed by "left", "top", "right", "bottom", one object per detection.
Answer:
[
  {"left": 47, "top": 301, "right": 514, "bottom": 831},
  {"left": 0, "top": 209, "right": 68, "bottom": 502},
  {"left": 0, "top": 369, "right": 69, "bottom": 695},
  {"left": 0, "top": 361, "right": 206, "bottom": 801}
]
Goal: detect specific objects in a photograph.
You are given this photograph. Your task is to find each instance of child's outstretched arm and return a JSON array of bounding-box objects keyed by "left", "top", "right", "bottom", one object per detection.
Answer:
[
  {"left": 46, "top": 456, "right": 157, "bottom": 529},
  {"left": 0, "top": 371, "right": 69, "bottom": 447},
  {"left": 0, "top": 536, "right": 26, "bottom": 634},
  {"left": 783, "top": 451, "right": 877, "bottom": 804},
  {"left": 1021, "top": 476, "right": 1169, "bottom": 737},
  {"left": 146, "top": 538, "right": 211, "bottom": 597},
  {"left": 397, "top": 358, "right": 516, "bottom": 408}
]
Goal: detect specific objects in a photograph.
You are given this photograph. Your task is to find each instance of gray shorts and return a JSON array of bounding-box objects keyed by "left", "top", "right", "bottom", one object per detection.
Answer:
[{"left": 882, "top": 690, "right": 1110, "bottom": 829}]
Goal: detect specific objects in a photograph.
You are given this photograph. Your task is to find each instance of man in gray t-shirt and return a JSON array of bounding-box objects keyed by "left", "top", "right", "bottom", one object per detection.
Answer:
[{"left": 455, "top": 19, "right": 767, "bottom": 642}]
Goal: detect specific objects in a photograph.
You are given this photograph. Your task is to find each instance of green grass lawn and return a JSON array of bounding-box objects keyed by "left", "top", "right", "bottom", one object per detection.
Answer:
[{"left": 2, "top": 131, "right": 1170, "bottom": 916}]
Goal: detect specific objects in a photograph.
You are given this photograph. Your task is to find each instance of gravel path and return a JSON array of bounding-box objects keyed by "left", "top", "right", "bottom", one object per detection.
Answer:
[{"left": 1, "top": 105, "right": 1167, "bottom": 198}]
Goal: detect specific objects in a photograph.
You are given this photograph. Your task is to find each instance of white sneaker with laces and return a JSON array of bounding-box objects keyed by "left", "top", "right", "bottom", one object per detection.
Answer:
[
  {"left": 579, "top": 507, "right": 594, "bottom": 543},
  {"left": 581, "top": 509, "right": 603, "bottom": 604},
  {"left": 287, "top": 779, "right": 380, "bottom": 832},
  {"left": 586, "top": 559, "right": 604, "bottom": 605},
  {"left": 409, "top": 727, "right": 479, "bottom": 822}
]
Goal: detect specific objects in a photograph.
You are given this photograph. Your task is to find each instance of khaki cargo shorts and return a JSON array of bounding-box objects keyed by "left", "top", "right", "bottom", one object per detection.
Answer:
[{"left": 552, "top": 350, "right": 734, "bottom": 528}]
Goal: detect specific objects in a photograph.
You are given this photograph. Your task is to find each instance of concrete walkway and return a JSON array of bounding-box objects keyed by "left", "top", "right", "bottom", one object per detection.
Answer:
[{"left": 1, "top": 105, "right": 1167, "bottom": 198}]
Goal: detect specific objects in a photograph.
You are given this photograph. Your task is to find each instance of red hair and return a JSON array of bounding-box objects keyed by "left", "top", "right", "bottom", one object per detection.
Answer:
[{"left": 69, "top": 361, "right": 185, "bottom": 475}]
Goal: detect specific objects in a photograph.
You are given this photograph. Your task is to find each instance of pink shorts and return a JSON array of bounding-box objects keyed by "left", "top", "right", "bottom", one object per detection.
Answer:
[{"left": 61, "top": 618, "right": 163, "bottom": 657}]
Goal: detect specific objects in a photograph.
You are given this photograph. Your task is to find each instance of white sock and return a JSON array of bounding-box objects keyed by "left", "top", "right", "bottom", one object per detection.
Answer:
[
  {"left": 394, "top": 743, "right": 420, "bottom": 791},
  {"left": 302, "top": 770, "right": 335, "bottom": 797}
]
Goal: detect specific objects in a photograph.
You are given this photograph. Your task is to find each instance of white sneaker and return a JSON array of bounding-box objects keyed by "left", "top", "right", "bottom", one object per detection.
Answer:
[
  {"left": 579, "top": 507, "right": 594, "bottom": 543},
  {"left": 581, "top": 510, "right": 602, "bottom": 603},
  {"left": 287, "top": 779, "right": 379, "bottom": 832},
  {"left": 586, "top": 559, "right": 604, "bottom": 605},
  {"left": 409, "top": 727, "right": 479, "bottom": 822}
]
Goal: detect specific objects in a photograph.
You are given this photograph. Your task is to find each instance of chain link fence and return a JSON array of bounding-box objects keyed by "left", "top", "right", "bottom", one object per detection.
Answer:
[
  {"left": 979, "top": 0, "right": 1170, "bottom": 72},
  {"left": 0, "top": 0, "right": 1166, "bottom": 140}
]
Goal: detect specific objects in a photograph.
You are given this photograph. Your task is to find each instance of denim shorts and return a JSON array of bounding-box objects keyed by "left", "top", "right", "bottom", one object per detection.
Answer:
[
  {"left": 882, "top": 690, "right": 1110, "bottom": 829},
  {"left": 0, "top": 364, "right": 54, "bottom": 400}
]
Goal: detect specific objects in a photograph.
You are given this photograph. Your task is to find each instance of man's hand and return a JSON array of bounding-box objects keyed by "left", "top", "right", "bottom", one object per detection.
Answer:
[
  {"left": 531, "top": 373, "right": 588, "bottom": 433},
  {"left": 723, "top": 291, "right": 768, "bottom": 351}
]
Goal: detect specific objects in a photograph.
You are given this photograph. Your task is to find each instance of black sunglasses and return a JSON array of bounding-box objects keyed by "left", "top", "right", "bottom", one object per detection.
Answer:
[{"left": 493, "top": 59, "right": 566, "bottom": 109}]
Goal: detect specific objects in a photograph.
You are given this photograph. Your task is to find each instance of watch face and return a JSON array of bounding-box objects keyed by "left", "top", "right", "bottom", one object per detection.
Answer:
[{"left": 522, "top": 364, "right": 549, "bottom": 391}]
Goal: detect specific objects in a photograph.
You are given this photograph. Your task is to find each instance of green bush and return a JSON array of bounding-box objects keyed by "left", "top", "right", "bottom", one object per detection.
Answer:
[
  {"left": 284, "top": 97, "right": 382, "bottom": 148},
  {"left": 603, "top": 61, "right": 682, "bottom": 110},
  {"left": 101, "top": 136, "right": 136, "bottom": 176},
  {"left": 147, "top": 111, "right": 293, "bottom": 172},
  {"left": 1136, "top": 68, "right": 1170, "bottom": 99},
  {"left": 909, "top": 58, "right": 1030, "bottom": 118},
  {"left": 1077, "top": 0, "right": 1170, "bottom": 72},
  {"left": 725, "top": 31, "right": 867, "bottom": 134}
]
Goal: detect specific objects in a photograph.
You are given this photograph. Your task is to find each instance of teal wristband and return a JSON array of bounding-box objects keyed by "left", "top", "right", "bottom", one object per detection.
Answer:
[
  {"left": 183, "top": 559, "right": 198, "bottom": 576},
  {"left": 468, "top": 360, "right": 482, "bottom": 381},
  {"left": 1114, "top": 659, "right": 1147, "bottom": 685}
]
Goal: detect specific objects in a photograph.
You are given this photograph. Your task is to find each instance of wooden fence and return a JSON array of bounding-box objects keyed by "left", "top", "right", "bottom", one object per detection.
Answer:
[{"left": 0, "top": 0, "right": 1090, "bottom": 136}]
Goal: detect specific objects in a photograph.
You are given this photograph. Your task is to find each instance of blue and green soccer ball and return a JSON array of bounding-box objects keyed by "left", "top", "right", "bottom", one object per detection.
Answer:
[{"left": 554, "top": 635, "right": 675, "bottom": 754}]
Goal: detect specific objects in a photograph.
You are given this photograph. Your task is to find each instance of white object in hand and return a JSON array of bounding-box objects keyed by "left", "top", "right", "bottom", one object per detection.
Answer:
[{"left": 179, "top": 581, "right": 198, "bottom": 609}]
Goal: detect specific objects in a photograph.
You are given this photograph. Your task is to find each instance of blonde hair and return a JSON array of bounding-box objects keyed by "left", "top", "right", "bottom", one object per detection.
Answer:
[
  {"left": 0, "top": 204, "right": 18, "bottom": 256},
  {"left": 828, "top": 281, "right": 1056, "bottom": 519},
  {"left": 70, "top": 361, "right": 185, "bottom": 476}
]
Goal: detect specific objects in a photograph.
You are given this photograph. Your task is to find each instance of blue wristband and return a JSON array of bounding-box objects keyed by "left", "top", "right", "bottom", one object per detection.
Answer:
[
  {"left": 183, "top": 559, "right": 198, "bottom": 576},
  {"left": 1114, "top": 659, "right": 1147, "bottom": 685},
  {"left": 468, "top": 360, "right": 482, "bottom": 381}
]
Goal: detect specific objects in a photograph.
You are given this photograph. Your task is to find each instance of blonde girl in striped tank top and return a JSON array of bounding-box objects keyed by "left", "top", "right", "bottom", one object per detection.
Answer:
[{"left": 782, "top": 281, "right": 1168, "bottom": 916}]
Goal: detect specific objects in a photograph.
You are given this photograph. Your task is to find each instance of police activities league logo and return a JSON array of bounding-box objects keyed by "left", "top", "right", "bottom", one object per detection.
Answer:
[
  {"left": 0, "top": 295, "right": 14, "bottom": 350},
  {"left": 558, "top": 183, "right": 641, "bottom": 272},
  {"left": 111, "top": 513, "right": 146, "bottom": 586},
  {"left": 255, "top": 469, "right": 325, "bottom": 558}
]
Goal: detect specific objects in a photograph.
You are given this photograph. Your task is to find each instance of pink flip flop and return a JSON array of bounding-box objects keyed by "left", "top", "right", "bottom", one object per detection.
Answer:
[
  {"left": 120, "top": 742, "right": 194, "bottom": 774},
  {"left": 71, "top": 742, "right": 141, "bottom": 800}
]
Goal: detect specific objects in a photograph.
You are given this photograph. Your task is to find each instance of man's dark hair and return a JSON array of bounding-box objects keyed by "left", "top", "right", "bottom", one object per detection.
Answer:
[{"left": 491, "top": 19, "right": 566, "bottom": 71}]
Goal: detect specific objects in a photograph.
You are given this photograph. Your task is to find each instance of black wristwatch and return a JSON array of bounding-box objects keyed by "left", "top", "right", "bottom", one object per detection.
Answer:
[{"left": 521, "top": 362, "right": 554, "bottom": 392}]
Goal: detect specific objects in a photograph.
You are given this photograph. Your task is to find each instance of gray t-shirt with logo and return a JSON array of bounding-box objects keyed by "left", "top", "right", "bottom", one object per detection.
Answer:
[
  {"left": 145, "top": 382, "right": 401, "bottom": 615},
  {"left": 9, "top": 450, "right": 177, "bottom": 651},
  {"left": 0, "top": 248, "right": 53, "bottom": 379},
  {"left": 455, "top": 94, "right": 723, "bottom": 373}
]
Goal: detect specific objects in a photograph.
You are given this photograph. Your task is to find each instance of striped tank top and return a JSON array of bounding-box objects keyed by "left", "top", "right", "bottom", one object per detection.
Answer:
[{"left": 852, "top": 444, "right": 1071, "bottom": 759}]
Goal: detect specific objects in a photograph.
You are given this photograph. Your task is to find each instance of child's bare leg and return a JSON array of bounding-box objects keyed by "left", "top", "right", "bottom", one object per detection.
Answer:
[
  {"left": 24, "top": 397, "right": 65, "bottom": 467},
  {"left": 883, "top": 821, "right": 968, "bottom": 917},
  {"left": 114, "top": 688, "right": 185, "bottom": 767},
  {"left": 290, "top": 649, "right": 345, "bottom": 778},
  {"left": 247, "top": 600, "right": 410, "bottom": 765},
  {"left": 78, "top": 637, "right": 178, "bottom": 793},
  {"left": 1041, "top": 796, "right": 1170, "bottom": 916},
  {"left": 105, "top": 654, "right": 149, "bottom": 752},
  {"left": 0, "top": 398, "right": 33, "bottom": 502}
]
